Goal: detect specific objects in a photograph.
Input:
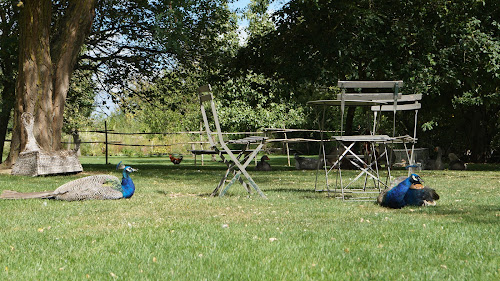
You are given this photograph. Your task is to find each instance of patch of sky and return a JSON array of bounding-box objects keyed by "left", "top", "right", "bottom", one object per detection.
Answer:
[{"left": 230, "top": 0, "right": 289, "bottom": 45}]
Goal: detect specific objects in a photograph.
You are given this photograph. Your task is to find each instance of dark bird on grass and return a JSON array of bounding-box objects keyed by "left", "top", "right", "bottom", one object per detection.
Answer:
[
  {"left": 256, "top": 155, "right": 272, "bottom": 171},
  {"left": 425, "top": 147, "right": 444, "bottom": 170},
  {"left": 377, "top": 174, "right": 437, "bottom": 208},
  {"left": 169, "top": 154, "right": 183, "bottom": 164},
  {"left": 0, "top": 162, "right": 137, "bottom": 201},
  {"left": 448, "top": 153, "right": 467, "bottom": 170},
  {"left": 294, "top": 154, "right": 323, "bottom": 170}
]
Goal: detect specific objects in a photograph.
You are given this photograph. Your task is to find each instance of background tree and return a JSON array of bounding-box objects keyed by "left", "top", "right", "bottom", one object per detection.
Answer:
[
  {"left": 2, "top": 0, "right": 499, "bottom": 164},
  {"left": 3, "top": 0, "right": 235, "bottom": 166},
  {"left": 113, "top": 0, "right": 307, "bottom": 136},
  {"left": 244, "top": 0, "right": 274, "bottom": 38},
  {"left": 3, "top": 0, "right": 97, "bottom": 167},
  {"left": 79, "top": 0, "right": 165, "bottom": 110},
  {"left": 236, "top": 0, "right": 500, "bottom": 161}
]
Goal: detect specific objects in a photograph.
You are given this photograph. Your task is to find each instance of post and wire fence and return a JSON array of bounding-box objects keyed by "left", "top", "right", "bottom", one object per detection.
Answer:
[
  {"left": 72, "top": 121, "right": 270, "bottom": 164},
  {"left": 2, "top": 122, "right": 332, "bottom": 165},
  {"left": 2, "top": 121, "right": 211, "bottom": 164}
]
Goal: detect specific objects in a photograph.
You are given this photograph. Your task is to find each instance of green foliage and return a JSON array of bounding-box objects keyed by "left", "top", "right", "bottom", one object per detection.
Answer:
[
  {"left": 83, "top": 0, "right": 167, "bottom": 92},
  {"left": 136, "top": 69, "right": 202, "bottom": 134},
  {"left": 4, "top": 0, "right": 499, "bottom": 162},
  {"left": 153, "top": 0, "right": 240, "bottom": 75},
  {"left": 244, "top": 0, "right": 275, "bottom": 39},
  {"left": 63, "top": 69, "right": 97, "bottom": 134},
  {"left": 131, "top": 1, "right": 308, "bottom": 133},
  {"left": 214, "top": 72, "right": 306, "bottom": 132},
  {"left": 235, "top": 0, "right": 500, "bottom": 161}
]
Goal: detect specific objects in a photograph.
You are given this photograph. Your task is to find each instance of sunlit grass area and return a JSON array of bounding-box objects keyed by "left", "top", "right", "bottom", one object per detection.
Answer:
[{"left": 0, "top": 156, "right": 499, "bottom": 280}]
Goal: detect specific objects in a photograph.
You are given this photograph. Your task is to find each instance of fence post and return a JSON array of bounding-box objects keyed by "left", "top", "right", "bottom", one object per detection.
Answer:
[
  {"left": 199, "top": 122, "right": 204, "bottom": 165},
  {"left": 105, "top": 121, "right": 109, "bottom": 164},
  {"left": 283, "top": 126, "right": 291, "bottom": 167}
]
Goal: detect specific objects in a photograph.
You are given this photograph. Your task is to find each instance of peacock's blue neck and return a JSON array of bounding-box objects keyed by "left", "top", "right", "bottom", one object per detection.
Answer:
[
  {"left": 121, "top": 172, "right": 135, "bottom": 198},
  {"left": 386, "top": 177, "right": 412, "bottom": 207}
]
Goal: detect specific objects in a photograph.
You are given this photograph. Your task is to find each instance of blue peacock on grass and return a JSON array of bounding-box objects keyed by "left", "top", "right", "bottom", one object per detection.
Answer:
[
  {"left": 1, "top": 162, "right": 137, "bottom": 201},
  {"left": 377, "top": 174, "right": 439, "bottom": 209}
]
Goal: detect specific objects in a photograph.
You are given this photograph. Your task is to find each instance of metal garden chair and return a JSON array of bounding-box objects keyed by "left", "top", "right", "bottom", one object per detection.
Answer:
[
  {"left": 331, "top": 81, "right": 413, "bottom": 199},
  {"left": 198, "top": 85, "right": 267, "bottom": 198}
]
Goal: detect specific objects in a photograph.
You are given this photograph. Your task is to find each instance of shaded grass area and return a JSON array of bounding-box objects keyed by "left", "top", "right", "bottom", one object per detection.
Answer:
[{"left": 0, "top": 156, "right": 499, "bottom": 280}]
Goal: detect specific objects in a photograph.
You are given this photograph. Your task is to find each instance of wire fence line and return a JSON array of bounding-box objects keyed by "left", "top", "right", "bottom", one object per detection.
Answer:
[
  {"left": 5, "top": 126, "right": 265, "bottom": 147},
  {"left": 3, "top": 122, "right": 334, "bottom": 165},
  {"left": 4, "top": 128, "right": 333, "bottom": 148},
  {"left": 78, "top": 130, "right": 265, "bottom": 136}
]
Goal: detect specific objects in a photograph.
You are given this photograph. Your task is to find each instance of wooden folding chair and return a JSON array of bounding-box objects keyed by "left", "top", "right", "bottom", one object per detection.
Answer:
[{"left": 198, "top": 85, "right": 267, "bottom": 198}]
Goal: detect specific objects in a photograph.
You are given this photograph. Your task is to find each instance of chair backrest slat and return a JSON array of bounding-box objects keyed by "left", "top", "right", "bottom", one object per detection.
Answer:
[
  {"left": 338, "top": 80, "right": 404, "bottom": 89},
  {"left": 373, "top": 94, "right": 422, "bottom": 103},
  {"left": 198, "top": 84, "right": 211, "bottom": 94},
  {"left": 198, "top": 85, "right": 220, "bottom": 148},
  {"left": 371, "top": 102, "right": 421, "bottom": 112},
  {"left": 337, "top": 93, "right": 403, "bottom": 101},
  {"left": 199, "top": 94, "right": 213, "bottom": 103}
]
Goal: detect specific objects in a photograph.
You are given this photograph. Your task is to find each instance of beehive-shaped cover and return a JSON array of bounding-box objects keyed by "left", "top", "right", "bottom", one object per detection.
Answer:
[{"left": 11, "top": 113, "right": 83, "bottom": 176}]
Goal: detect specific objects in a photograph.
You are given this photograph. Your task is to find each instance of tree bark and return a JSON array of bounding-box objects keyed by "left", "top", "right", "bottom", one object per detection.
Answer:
[
  {"left": 344, "top": 106, "right": 356, "bottom": 135},
  {"left": 2, "top": 0, "right": 96, "bottom": 168}
]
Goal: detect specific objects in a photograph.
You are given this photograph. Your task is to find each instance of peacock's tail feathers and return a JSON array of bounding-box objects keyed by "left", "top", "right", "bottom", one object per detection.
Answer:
[
  {"left": 376, "top": 189, "right": 389, "bottom": 205},
  {"left": 426, "top": 187, "right": 440, "bottom": 201},
  {"left": 0, "top": 190, "right": 56, "bottom": 199}
]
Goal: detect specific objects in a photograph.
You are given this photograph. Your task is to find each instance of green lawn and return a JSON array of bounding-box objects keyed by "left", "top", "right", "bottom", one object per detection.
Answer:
[{"left": 0, "top": 156, "right": 499, "bottom": 280}]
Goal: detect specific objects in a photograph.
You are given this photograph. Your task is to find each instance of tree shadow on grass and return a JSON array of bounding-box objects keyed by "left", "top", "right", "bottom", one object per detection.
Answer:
[
  {"left": 264, "top": 188, "right": 317, "bottom": 194},
  {"left": 403, "top": 204, "right": 499, "bottom": 224},
  {"left": 262, "top": 188, "right": 336, "bottom": 200}
]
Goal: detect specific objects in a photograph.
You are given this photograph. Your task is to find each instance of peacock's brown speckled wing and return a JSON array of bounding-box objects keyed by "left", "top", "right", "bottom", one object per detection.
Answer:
[{"left": 52, "top": 175, "right": 123, "bottom": 201}]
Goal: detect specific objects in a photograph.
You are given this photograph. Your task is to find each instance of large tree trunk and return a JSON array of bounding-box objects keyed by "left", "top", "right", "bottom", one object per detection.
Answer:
[
  {"left": 344, "top": 106, "right": 356, "bottom": 135},
  {"left": 2, "top": 0, "right": 96, "bottom": 168}
]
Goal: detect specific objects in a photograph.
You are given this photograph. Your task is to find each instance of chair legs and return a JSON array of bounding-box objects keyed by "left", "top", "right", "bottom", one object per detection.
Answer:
[
  {"left": 198, "top": 84, "right": 266, "bottom": 198},
  {"left": 210, "top": 148, "right": 251, "bottom": 196},
  {"left": 210, "top": 145, "right": 267, "bottom": 198},
  {"left": 334, "top": 140, "right": 391, "bottom": 199}
]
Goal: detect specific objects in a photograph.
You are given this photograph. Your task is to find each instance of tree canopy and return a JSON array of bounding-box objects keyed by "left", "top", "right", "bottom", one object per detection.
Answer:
[
  {"left": 1, "top": 0, "right": 499, "bottom": 164},
  {"left": 234, "top": 0, "right": 500, "bottom": 161}
]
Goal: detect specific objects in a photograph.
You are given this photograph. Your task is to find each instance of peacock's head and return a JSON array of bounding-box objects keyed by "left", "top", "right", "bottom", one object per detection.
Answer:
[
  {"left": 117, "top": 161, "right": 138, "bottom": 175},
  {"left": 124, "top": 166, "right": 137, "bottom": 174},
  {"left": 409, "top": 174, "right": 423, "bottom": 184}
]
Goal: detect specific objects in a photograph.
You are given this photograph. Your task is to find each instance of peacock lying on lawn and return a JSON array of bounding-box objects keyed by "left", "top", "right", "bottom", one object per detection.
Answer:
[
  {"left": 0, "top": 162, "right": 137, "bottom": 201},
  {"left": 377, "top": 174, "right": 439, "bottom": 209}
]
